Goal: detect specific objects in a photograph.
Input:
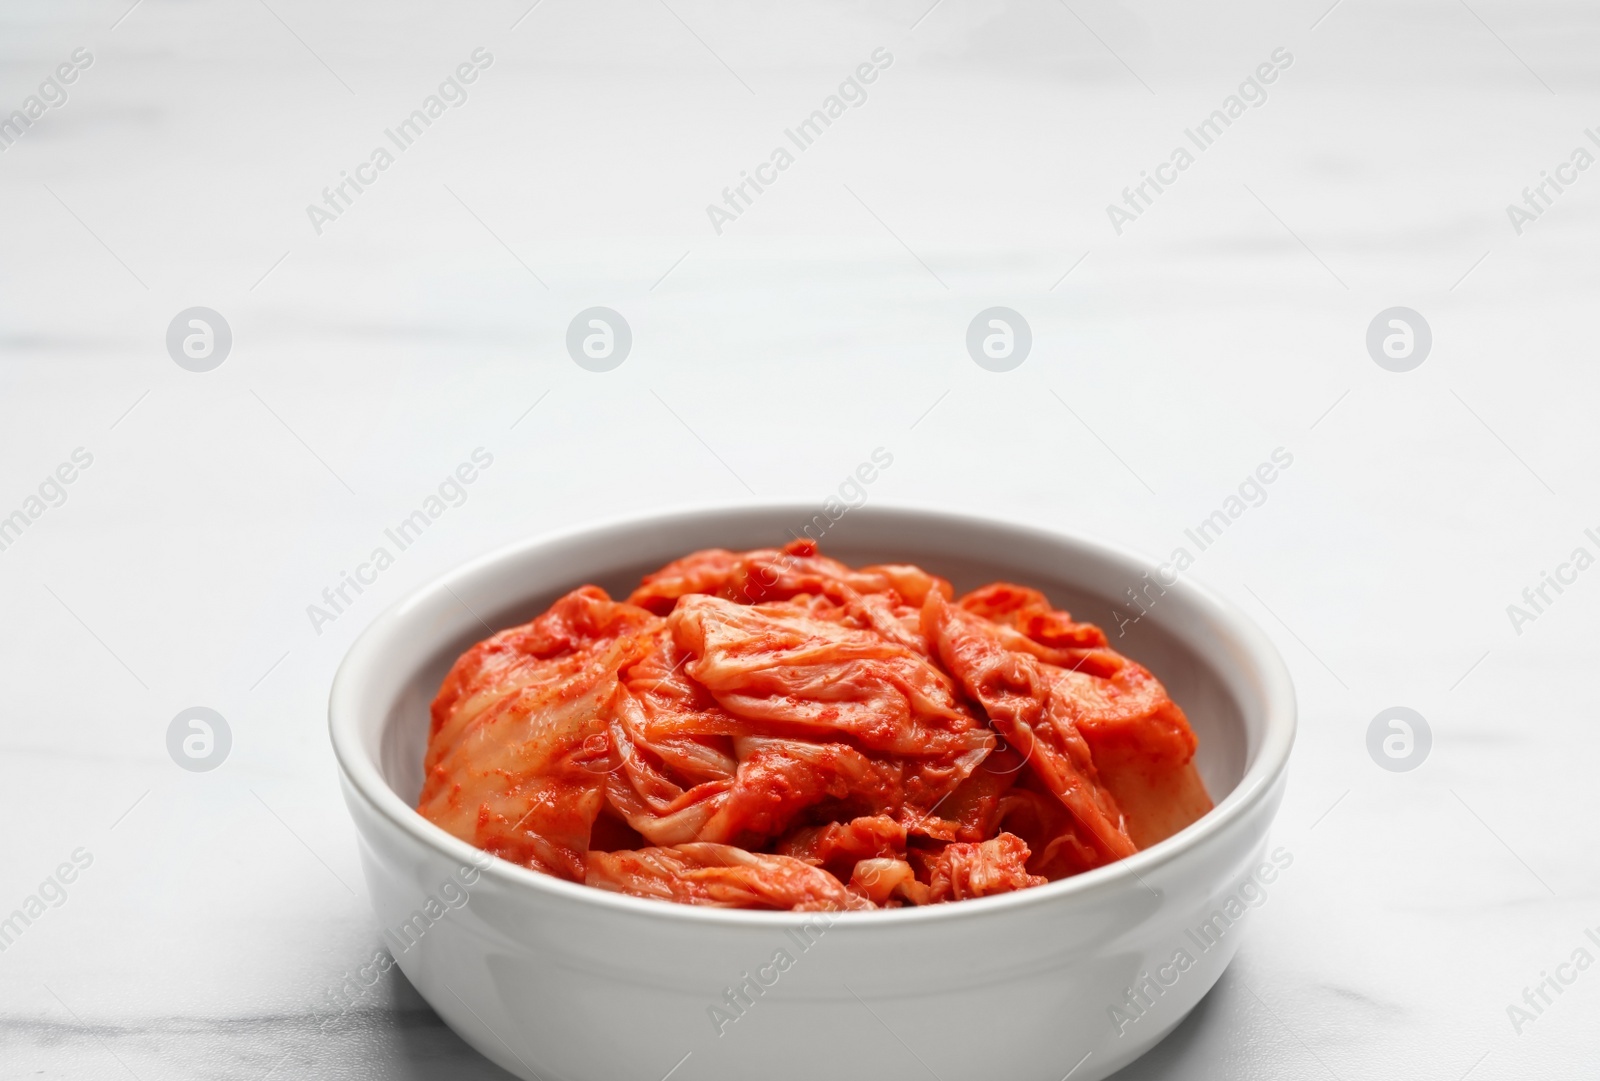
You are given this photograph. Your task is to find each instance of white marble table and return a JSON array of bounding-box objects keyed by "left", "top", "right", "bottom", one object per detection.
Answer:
[{"left": 3, "top": 1, "right": 1597, "bottom": 1077}]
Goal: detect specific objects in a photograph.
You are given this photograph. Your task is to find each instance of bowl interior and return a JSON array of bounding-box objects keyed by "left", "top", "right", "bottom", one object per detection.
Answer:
[{"left": 372, "top": 507, "right": 1257, "bottom": 819}]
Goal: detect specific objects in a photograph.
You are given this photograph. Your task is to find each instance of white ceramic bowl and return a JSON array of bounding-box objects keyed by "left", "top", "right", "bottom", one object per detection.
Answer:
[{"left": 329, "top": 504, "right": 1296, "bottom": 1081}]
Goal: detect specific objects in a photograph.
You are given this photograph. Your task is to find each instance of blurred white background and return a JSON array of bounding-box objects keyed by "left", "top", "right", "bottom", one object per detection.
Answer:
[{"left": 2, "top": 0, "right": 1597, "bottom": 1077}]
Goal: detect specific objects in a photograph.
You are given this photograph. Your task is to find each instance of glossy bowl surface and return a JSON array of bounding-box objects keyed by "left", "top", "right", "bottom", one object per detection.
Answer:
[{"left": 329, "top": 504, "right": 1296, "bottom": 1081}]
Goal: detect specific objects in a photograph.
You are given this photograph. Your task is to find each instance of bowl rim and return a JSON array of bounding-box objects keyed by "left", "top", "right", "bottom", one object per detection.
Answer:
[{"left": 329, "top": 501, "right": 1297, "bottom": 928}]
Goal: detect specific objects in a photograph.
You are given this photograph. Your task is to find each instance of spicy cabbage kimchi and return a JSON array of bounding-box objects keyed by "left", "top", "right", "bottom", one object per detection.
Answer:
[{"left": 416, "top": 540, "right": 1211, "bottom": 911}]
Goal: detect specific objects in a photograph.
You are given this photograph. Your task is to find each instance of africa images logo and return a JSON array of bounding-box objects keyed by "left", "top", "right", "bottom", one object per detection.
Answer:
[
  {"left": 0, "top": 47, "right": 93, "bottom": 153},
  {"left": 704, "top": 48, "right": 893, "bottom": 235},
  {"left": 1105, "top": 48, "right": 1292, "bottom": 235},
  {"left": 0, "top": 448, "right": 94, "bottom": 555},
  {"left": 304, "top": 49, "right": 493, "bottom": 235},
  {"left": 306, "top": 448, "right": 494, "bottom": 635}
]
